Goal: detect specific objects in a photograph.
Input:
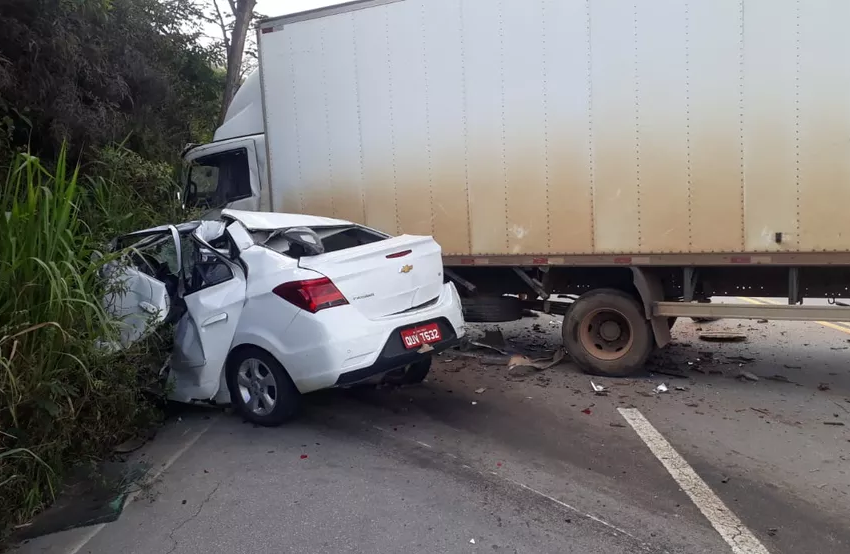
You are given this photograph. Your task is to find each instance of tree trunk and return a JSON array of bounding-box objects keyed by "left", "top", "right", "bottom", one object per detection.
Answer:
[{"left": 219, "top": 0, "right": 256, "bottom": 125}]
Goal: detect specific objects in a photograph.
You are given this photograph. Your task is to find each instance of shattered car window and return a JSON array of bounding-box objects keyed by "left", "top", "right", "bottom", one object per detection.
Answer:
[
  {"left": 117, "top": 235, "right": 182, "bottom": 297},
  {"left": 181, "top": 234, "right": 234, "bottom": 294},
  {"left": 254, "top": 225, "right": 388, "bottom": 257}
]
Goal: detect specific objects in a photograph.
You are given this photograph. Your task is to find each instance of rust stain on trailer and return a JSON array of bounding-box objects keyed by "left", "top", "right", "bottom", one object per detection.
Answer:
[
  {"left": 429, "top": 150, "right": 472, "bottom": 256},
  {"left": 547, "top": 129, "right": 594, "bottom": 255},
  {"left": 675, "top": 0, "right": 743, "bottom": 253}
]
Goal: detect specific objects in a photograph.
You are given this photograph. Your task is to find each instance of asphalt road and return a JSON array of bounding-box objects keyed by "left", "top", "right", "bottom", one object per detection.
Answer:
[{"left": 16, "top": 300, "right": 850, "bottom": 554}]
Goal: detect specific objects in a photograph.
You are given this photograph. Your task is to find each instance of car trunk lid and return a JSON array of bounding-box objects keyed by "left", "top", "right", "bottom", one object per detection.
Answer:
[{"left": 297, "top": 235, "right": 444, "bottom": 320}]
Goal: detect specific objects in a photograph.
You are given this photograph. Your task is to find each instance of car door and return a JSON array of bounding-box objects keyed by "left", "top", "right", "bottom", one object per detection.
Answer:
[
  {"left": 104, "top": 225, "right": 184, "bottom": 349},
  {"left": 168, "top": 225, "right": 247, "bottom": 402}
]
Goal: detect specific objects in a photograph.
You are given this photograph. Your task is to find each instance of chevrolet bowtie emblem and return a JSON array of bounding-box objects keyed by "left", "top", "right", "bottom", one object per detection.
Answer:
[{"left": 400, "top": 264, "right": 413, "bottom": 274}]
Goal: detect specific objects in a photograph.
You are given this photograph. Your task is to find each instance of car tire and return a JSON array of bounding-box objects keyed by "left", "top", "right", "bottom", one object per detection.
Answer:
[
  {"left": 226, "top": 346, "right": 301, "bottom": 426},
  {"left": 461, "top": 296, "right": 522, "bottom": 323},
  {"left": 382, "top": 357, "right": 432, "bottom": 386},
  {"left": 562, "top": 289, "right": 654, "bottom": 378}
]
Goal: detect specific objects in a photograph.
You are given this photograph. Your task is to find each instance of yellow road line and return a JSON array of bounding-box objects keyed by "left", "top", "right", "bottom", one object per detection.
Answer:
[{"left": 737, "top": 296, "right": 850, "bottom": 336}]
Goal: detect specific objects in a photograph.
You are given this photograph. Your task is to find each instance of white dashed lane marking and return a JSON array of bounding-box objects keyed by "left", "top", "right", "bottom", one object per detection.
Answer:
[{"left": 619, "top": 408, "right": 771, "bottom": 554}]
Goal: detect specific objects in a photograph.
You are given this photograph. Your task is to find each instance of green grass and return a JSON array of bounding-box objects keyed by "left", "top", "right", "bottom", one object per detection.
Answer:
[{"left": 0, "top": 145, "right": 179, "bottom": 536}]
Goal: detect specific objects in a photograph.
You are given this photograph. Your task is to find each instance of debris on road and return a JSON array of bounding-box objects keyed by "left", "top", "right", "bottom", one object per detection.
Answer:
[
  {"left": 474, "top": 387, "right": 487, "bottom": 394},
  {"left": 818, "top": 383, "right": 831, "bottom": 391},
  {"left": 609, "top": 422, "right": 626, "bottom": 428},
  {"left": 471, "top": 401, "right": 478, "bottom": 406},
  {"left": 591, "top": 381, "right": 608, "bottom": 396},
  {"left": 507, "top": 348, "right": 567, "bottom": 372},
  {"left": 655, "top": 383, "right": 669, "bottom": 394},
  {"left": 652, "top": 366, "right": 689, "bottom": 379},
  {"left": 727, "top": 355, "right": 756, "bottom": 364},
  {"left": 699, "top": 331, "right": 747, "bottom": 342},
  {"left": 823, "top": 421, "right": 845, "bottom": 426},
  {"left": 674, "top": 386, "right": 688, "bottom": 392},
  {"left": 581, "top": 407, "right": 592, "bottom": 415},
  {"left": 469, "top": 329, "right": 510, "bottom": 354},
  {"left": 751, "top": 407, "right": 770, "bottom": 416},
  {"left": 757, "top": 319, "right": 769, "bottom": 324},
  {"left": 766, "top": 374, "right": 793, "bottom": 384},
  {"left": 737, "top": 370, "right": 760, "bottom": 382},
  {"left": 721, "top": 476, "right": 730, "bottom": 484},
  {"left": 470, "top": 538, "right": 476, "bottom": 544}
]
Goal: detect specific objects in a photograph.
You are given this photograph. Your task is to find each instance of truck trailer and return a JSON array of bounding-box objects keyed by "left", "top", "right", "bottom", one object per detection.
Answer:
[{"left": 182, "top": 0, "right": 850, "bottom": 377}]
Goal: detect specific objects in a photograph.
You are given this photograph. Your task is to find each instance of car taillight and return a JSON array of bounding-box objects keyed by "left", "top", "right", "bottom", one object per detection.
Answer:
[{"left": 272, "top": 277, "right": 348, "bottom": 313}]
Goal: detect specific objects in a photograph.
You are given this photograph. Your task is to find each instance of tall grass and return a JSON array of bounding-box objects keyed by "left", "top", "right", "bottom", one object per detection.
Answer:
[{"left": 0, "top": 146, "right": 175, "bottom": 534}]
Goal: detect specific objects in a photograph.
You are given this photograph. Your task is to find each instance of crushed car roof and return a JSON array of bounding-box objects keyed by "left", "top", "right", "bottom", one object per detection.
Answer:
[{"left": 221, "top": 209, "right": 352, "bottom": 230}]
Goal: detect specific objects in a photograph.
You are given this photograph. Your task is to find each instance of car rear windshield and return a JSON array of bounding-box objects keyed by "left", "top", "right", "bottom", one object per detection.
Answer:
[{"left": 253, "top": 225, "right": 388, "bottom": 257}]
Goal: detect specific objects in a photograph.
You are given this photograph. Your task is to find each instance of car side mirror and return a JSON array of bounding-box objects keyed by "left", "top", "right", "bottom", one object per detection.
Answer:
[{"left": 282, "top": 227, "right": 324, "bottom": 257}]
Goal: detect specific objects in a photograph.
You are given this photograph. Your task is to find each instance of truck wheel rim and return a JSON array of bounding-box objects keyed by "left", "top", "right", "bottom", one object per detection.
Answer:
[
  {"left": 579, "top": 308, "right": 634, "bottom": 361},
  {"left": 237, "top": 358, "right": 277, "bottom": 416}
]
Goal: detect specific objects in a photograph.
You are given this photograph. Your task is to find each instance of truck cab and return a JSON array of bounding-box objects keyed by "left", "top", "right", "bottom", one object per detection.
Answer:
[{"left": 182, "top": 70, "right": 268, "bottom": 212}]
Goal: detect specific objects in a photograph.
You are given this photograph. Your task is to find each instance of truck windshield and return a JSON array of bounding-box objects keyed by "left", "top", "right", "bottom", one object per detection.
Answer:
[{"left": 185, "top": 149, "right": 252, "bottom": 208}]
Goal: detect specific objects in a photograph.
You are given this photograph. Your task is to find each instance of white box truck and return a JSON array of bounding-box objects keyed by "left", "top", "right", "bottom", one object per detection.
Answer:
[{"left": 182, "top": 0, "right": 850, "bottom": 377}]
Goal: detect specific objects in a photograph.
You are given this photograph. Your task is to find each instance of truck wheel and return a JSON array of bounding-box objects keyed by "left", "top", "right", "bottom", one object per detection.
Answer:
[
  {"left": 562, "top": 289, "right": 654, "bottom": 377},
  {"left": 461, "top": 296, "right": 522, "bottom": 323}
]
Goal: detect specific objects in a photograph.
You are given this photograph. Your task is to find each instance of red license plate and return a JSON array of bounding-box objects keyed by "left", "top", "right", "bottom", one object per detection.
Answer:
[{"left": 401, "top": 323, "right": 442, "bottom": 349}]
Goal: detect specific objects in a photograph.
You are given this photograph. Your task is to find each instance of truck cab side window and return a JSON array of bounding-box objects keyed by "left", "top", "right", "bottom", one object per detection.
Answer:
[{"left": 187, "top": 149, "right": 251, "bottom": 208}]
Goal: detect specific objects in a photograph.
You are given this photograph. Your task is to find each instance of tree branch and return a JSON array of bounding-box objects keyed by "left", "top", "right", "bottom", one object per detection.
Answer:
[{"left": 211, "top": 0, "right": 231, "bottom": 56}]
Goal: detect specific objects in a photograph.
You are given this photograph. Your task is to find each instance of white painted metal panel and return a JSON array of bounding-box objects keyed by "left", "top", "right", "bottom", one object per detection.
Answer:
[
  {"left": 798, "top": 0, "right": 850, "bottom": 251},
  {"left": 743, "top": 0, "right": 799, "bottom": 252},
  {"left": 386, "top": 0, "right": 432, "bottom": 237},
  {"left": 285, "top": 19, "right": 334, "bottom": 218},
  {"left": 543, "top": 0, "right": 594, "bottom": 255},
  {"left": 589, "top": 0, "right": 639, "bottom": 253},
  {"left": 501, "top": 0, "right": 548, "bottom": 255},
  {"left": 353, "top": 6, "right": 398, "bottom": 233},
  {"left": 688, "top": 0, "right": 744, "bottom": 253},
  {"left": 322, "top": 14, "right": 367, "bottom": 224},
  {"left": 261, "top": 0, "right": 850, "bottom": 258},
  {"left": 460, "top": 0, "right": 508, "bottom": 255},
  {"left": 260, "top": 26, "right": 302, "bottom": 214},
  {"left": 635, "top": 0, "right": 689, "bottom": 254},
  {"left": 422, "top": 0, "right": 470, "bottom": 255}
]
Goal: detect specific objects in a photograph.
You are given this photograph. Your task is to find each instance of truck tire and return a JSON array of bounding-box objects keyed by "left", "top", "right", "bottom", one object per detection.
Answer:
[
  {"left": 461, "top": 296, "right": 522, "bottom": 323},
  {"left": 562, "top": 289, "right": 654, "bottom": 377}
]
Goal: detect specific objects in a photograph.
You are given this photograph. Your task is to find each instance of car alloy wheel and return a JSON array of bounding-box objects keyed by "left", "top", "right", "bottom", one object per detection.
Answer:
[{"left": 236, "top": 357, "right": 277, "bottom": 416}]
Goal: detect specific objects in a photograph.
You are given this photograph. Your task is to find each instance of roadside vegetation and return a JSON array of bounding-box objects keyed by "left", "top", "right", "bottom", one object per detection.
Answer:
[{"left": 0, "top": 0, "right": 254, "bottom": 537}]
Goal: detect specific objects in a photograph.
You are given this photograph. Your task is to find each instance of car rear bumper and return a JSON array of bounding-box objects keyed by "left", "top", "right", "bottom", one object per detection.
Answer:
[
  {"left": 334, "top": 318, "right": 460, "bottom": 386},
  {"left": 279, "top": 282, "right": 466, "bottom": 393}
]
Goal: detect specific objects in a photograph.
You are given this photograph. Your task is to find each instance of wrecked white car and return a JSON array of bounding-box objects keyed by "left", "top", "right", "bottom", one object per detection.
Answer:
[{"left": 105, "top": 209, "right": 466, "bottom": 426}]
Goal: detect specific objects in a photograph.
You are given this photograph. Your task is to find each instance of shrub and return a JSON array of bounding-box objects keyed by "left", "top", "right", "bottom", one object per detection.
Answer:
[{"left": 0, "top": 146, "right": 171, "bottom": 535}]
